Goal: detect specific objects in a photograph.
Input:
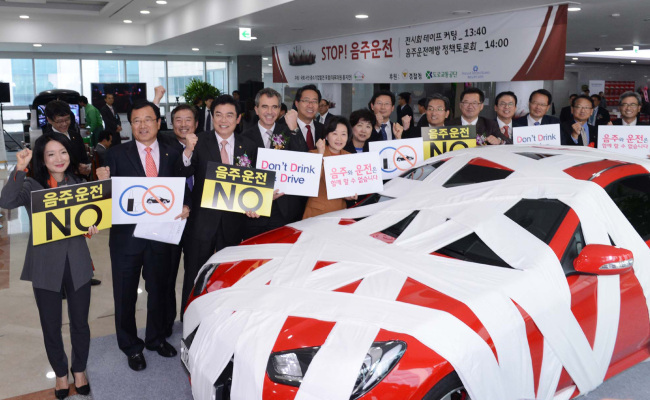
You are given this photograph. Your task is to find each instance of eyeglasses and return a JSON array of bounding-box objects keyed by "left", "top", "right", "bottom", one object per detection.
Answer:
[
  {"left": 530, "top": 101, "right": 548, "bottom": 107},
  {"left": 299, "top": 99, "right": 319, "bottom": 105},
  {"left": 427, "top": 107, "right": 446, "bottom": 112},
  {"left": 213, "top": 112, "right": 237, "bottom": 121},
  {"left": 498, "top": 102, "right": 515, "bottom": 108},
  {"left": 620, "top": 103, "right": 640, "bottom": 108},
  {"left": 573, "top": 106, "right": 593, "bottom": 111},
  {"left": 52, "top": 117, "right": 71, "bottom": 124},
  {"left": 132, "top": 117, "right": 157, "bottom": 125},
  {"left": 460, "top": 101, "right": 481, "bottom": 107}
]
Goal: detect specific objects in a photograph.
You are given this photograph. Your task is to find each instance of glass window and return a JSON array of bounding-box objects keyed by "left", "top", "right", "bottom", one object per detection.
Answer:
[
  {"left": 604, "top": 174, "right": 650, "bottom": 241},
  {"left": 515, "top": 153, "right": 558, "bottom": 160},
  {"left": 126, "top": 60, "right": 166, "bottom": 104},
  {"left": 434, "top": 232, "right": 512, "bottom": 269},
  {"left": 35, "top": 59, "right": 81, "bottom": 93},
  {"left": 81, "top": 60, "right": 125, "bottom": 97},
  {"left": 401, "top": 160, "right": 446, "bottom": 181},
  {"left": 167, "top": 61, "right": 204, "bottom": 103},
  {"left": 206, "top": 62, "right": 227, "bottom": 94},
  {"left": 505, "top": 199, "right": 569, "bottom": 244},
  {"left": 560, "top": 224, "right": 585, "bottom": 275},
  {"left": 0, "top": 59, "right": 35, "bottom": 106},
  {"left": 377, "top": 211, "right": 420, "bottom": 240},
  {"left": 443, "top": 159, "right": 513, "bottom": 188}
]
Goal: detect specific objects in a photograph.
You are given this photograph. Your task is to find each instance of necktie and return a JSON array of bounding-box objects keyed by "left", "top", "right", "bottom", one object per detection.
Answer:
[
  {"left": 144, "top": 147, "right": 157, "bottom": 177},
  {"left": 380, "top": 123, "right": 388, "bottom": 140},
  {"left": 503, "top": 126, "right": 510, "bottom": 139},
  {"left": 266, "top": 130, "right": 274, "bottom": 148},
  {"left": 306, "top": 125, "right": 314, "bottom": 150},
  {"left": 580, "top": 126, "right": 589, "bottom": 146},
  {"left": 220, "top": 140, "right": 230, "bottom": 164},
  {"left": 534, "top": 121, "right": 540, "bottom": 126},
  {"left": 206, "top": 112, "right": 212, "bottom": 132}
]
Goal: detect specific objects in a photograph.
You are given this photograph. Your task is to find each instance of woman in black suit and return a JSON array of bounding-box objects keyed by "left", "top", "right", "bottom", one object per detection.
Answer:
[{"left": 0, "top": 133, "right": 98, "bottom": 399}]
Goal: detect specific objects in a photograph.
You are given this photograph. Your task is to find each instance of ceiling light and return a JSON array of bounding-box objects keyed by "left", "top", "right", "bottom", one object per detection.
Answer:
[
  {"left": 355, "top": 14, "right": 368, "bottom": 19},
  {"left": 611, "top": 13, "right": 620, "bottom": 17},
  {"left": 215, "top": 43, "right": 224, "bottom": 46},
  {"left": 192, "top": 48, "right": 199, "bottom": 51},
  {"left": 572, "top": 57, "right": 578, "bottom": 60},
  {"left": 568, "top": 7, "right": 581, "bottom": 11},
  {"left": 123, "top": 19, "right": 132, "bottom": 23},
  {"left": 19, "top": 15, "right": 29, "bottom": 19},
  {"left": 33, "top": 43, "right": 42, "bottom": 47},
  {"left": 140, "top": 10, "right": 150, "bottom": 14},
  {"left": 250, "top": 36, "right": 257, "bottom": 40},
  {"left": 262, "top": 57, "right": 268, "bottom": 60},
  {"left": 156, "top": 0, "right": 167, "bottom": 3},
  {"left": 106, "top": 50, "right": 113, "bottom": 54},
  {"left": 451, "top": 10, "right": 471, "bottom": 15},
  {"left": 615, "top": 47, "right": 624, "bottom": 50},
  {"left": 631, "top": 60, "right": 637, "bottom": 63}
]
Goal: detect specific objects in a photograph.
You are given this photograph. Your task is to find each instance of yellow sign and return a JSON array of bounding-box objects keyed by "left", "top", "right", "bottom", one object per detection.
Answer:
[
  {"left": 200, "top": 162, "right": 275, "bottom": 217},
  {"left": 31, "top": 181, "right": 112, "bottom": 245},
  {"left": 422, "top": 125, "right": 477, "bottom": 159}
]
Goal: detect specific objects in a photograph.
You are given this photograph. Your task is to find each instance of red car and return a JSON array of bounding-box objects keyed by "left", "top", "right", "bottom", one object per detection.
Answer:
[{"left": 181, "top": 146, "right": 650, "bottom": 400}]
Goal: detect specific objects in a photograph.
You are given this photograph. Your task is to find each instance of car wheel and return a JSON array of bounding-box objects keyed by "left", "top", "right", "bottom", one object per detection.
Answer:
[{"left": 422, "top": 372, "right": 470, "bottom": 400}]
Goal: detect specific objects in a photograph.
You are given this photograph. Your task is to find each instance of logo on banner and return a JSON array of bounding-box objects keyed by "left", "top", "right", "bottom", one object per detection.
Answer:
[
  {"left": 473, "top": 65, "right": 479, "bottom": 72},
  {"left": 119, "top": 185, "right": 176, "bottom": 217},
  {"left": 354, "top": 71, "right": 365, "bottom": 81},
  {"left": 402, "top": 70, "right": 408, "bottom": 78},
  {"left": 426, "top": 71, "right": 433, "bottom": 79}
]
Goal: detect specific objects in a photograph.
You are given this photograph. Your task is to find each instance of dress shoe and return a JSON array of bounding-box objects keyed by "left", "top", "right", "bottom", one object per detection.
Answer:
[
  {"left": 90, "top": 278, "right": 102, "bottom": 286},
  {"left": 54, "top": 388, "right": 69, "bottom": 400},
  {"left": 71, "top": 370, "right": 91, "bottom": 395},
  {"left": 145, "top": 340, "right": 177, "bottom": 357},
  {"left": 127, "top": 352, "right": 147, "bottom": 371}
]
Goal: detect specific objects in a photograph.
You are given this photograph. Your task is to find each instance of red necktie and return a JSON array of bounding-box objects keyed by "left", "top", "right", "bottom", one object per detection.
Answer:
[
  {"left": 503, "top": 126, "right": 510, "bottom": 139},
  {"left": 220, "top": 140, "right": 230, "bottom": 164},
  {"left": 145, "top": 147, "right": 158, "bottom": 177},
  {"left": 306, "top": 125, "right": 315, "bottom": 150}
]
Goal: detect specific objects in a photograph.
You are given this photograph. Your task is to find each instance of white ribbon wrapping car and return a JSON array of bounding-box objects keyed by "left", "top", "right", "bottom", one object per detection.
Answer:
[{"left": 183, "top": 145, "right": 650, "bottom": 400}]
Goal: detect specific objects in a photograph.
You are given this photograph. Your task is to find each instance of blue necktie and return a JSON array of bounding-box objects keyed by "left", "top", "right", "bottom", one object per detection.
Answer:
[
  {"left": 380, "top": 123, "right": 388, "bottom": 140},
  {"left": 534, "top": 121, "right": 540, "bottom": 126}
]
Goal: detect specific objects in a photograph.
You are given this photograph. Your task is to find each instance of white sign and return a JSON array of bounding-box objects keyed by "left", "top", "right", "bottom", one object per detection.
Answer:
[
  {"left": 598, "top": 125, "right": 650, "bottom": 158},
  {"left": 255, "top": 148, "right": 323, "bottom": 196},
  {"left": 272, "top": 5, "right": 567, "bottom": 83},
  {"left": 512, "top": 124, "right": 561, "bottom": 146},
  {"left": 589, "top": 80, "right": 605, "bottom": 96},
  {"left": 239, "top": 27, "right": 251, "bottom": 41},
  {"left": 369, "top": 138, "right": 424, "bottom": 179},
  {"left": 112, "top": 177, "right": 185, "bottom": 224},
  {"left": 323, "top": 153, "right": 383, "bottom": 200}
]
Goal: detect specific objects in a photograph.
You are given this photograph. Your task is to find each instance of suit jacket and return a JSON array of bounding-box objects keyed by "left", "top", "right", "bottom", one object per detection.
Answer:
[
  {"left": 302, "top": 147, "right": 350, "bottom": 219},
  {"left": 105, "top": 138, "right": 188, "bottom": 254},
  {"left": 299, "top": 120, "right": 325, "bottom": 149},
  {"left": 560, "top": 120, "right": 598, "bottom": 147},
  {"left": 369, "top": 121, "right": 397, "bottom": 143},
  {"left": 179, "top": 131, "right": 259, "bottom": 242},
  {"left": 316, "top": 112, "right": 335, "bottom": 127},
  {"left": 0, "top": 170, "right": 92, "bottom": 292},
  {"left": 197, "top": 107, "right": 212, "bottom": 133},
  {"left": 44, "top": 126, "right": 89, "bottom": 165},
  {"left": 612, "top": 118, "right": 648, "bottom": 126},
  {"left": 100, "top": 105, "right": 122, "bottom": 146},
  {"left": 397, "top": 104, "right": 414, "bottom": 122},
  {"left": 449, "top": 116, "right": 508, "bottom": 144},
  {"left": 512, "top": 114, "right": 560, "bottom": 127},
  {"left": 592, "top": 106, "right": 611, "bottom": 126},
  {"left": 93, "top": 143, "right": 108, "bottom": 167},
  {"left": 242, "top": 123, "right": 308, "bottom": 234},
  {"left": 559, "top": 106, "right": 573, "bottom": 124}
]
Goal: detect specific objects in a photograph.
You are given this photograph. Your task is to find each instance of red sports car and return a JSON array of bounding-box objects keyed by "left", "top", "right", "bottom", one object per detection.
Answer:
[{"left": 181, "top": 146, "right": 650, "bottom": 400}]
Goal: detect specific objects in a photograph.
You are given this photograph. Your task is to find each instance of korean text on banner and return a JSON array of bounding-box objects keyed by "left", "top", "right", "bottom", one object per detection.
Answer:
[
  {"left": 369, "top": 138, "right": 424, "bottom": 179},
  {"left": 598, "top": 125, "right": 650, "bottom": 158},
  {"left": 513, "top": 124, "right": 561, "bottom": 146},
  {"left": 31, "top": 180, "right": 112, "bottom": 245},
  {"left": 323, "top": 153, "right": 383, "bottom": 200},
  {"left": 422, "top": 125, "right": 476, "bottom": 159},
  {"left": 255, "top": 148, "right": 323, "bottom": 196},
  {"left": 111, "top": 176, "right": 185, "bottom": 224},
  {"left": 272, "top": 5, "right": 567, "bottom": 84},
  {"left": 200, "top": 162, "right": 276, "bottom": 217}
]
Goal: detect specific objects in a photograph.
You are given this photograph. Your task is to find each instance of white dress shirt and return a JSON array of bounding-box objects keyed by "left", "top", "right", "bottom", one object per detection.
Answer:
[
  {"left": 460, "top": 117, "right": 478, "bottom": 126},
  {"left": 527, "top": 114, "right": 542, "bottom": 126}
]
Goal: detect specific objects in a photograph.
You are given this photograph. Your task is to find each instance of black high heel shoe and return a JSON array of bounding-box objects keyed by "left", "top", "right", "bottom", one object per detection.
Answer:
[
  {"left": 71, "top": 369, "right": 91, "bottom": 396},
  {"left": 54, "top": 375, "right": 69, "bottom": 400}
]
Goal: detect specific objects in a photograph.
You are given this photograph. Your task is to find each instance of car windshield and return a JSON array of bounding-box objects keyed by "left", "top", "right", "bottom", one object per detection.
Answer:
[{"left": 604, "top": 174, "right": 650, "bottom": 241}]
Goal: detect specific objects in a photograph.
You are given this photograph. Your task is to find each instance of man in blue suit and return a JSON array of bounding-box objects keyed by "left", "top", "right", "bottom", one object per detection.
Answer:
[{"left": 513, "top": 89, "right": 560, "bottom": 127}]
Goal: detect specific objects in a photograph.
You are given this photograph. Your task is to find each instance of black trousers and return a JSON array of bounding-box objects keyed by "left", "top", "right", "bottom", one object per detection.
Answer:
[
  {"left": 33, "top": 260, "right": 91, "bottom": 378},
  {"left": 110, "top": 241, "right": 171, "bottom": 356}
]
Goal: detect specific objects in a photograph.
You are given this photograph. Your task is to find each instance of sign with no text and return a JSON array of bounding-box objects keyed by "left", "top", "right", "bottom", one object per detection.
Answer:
[
  {"left": 112, "top": 177, "right": 185, "bottom": 224},
  {"left": 422, "top": 125, "right": 476, "bottom": 158},
  {"left": 200, "top": 162, "right": 276, "bottom": 216},
  {"left": 369, "top": 138, "right": 424, "bottom": 179},
  {"left": 31, "top": 180, "right": 112, "bottom": 245}
]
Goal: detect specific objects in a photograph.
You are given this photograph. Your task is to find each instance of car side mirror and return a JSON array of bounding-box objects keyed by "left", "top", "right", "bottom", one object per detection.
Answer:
[{"left": 573, "top": 244, "right": 634, "bottom": 275}]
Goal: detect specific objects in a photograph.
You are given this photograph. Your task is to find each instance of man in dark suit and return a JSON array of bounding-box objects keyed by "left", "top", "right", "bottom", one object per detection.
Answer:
[
  {"left": 242, "top": 88, "right": 309, "bottom": 239},
  {"left": 560, "top": 95, "right": 598, "bottom": 146},
  {"left": 93, "top": 130, "right": 111, "bottom": 167},
  {"left": 196, "top": 95, "right": 215, "bottom": 133},
  {"left": 316, "top": 99, "right": 335, "bottom": 126},
  {"left": 494, "top": 91, "right": 517, "bottom": 143},
  {"left": 513, "top": 89, "right": 560, "bottom": 127},
  {"left": 44, "top": 100, "right": 92, "bottom": 175},
  {"left": 178, "top": 95, "right": 258, "bottom": 317},
  {"left": 449, "top": 87, "right": 507, "bottom": 145},
  {"left": 613, "top": 91, "right": 647, "bottom": 126},
  {"left": 100, "top": 93, "right": 123, "bottom": 146},
  {"left": 560, "top": 94, "right": 578, "bottom": 124},
  {"left": 293, "top": 84, "right": 324, "bottom": 150},
  {"left": 97, "top": 100, "right": 190, "bottom": 371},
  {"left": 367, "top": 90, "right": 410, "bottom": 140},
  {"left": 590, "top": 94, "right": 611, "bottom": 125}
]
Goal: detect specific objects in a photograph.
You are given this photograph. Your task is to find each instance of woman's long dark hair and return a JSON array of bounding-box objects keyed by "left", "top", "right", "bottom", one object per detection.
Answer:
[{"left": 32, "top": 133, "right": 78, "bottom": 188}]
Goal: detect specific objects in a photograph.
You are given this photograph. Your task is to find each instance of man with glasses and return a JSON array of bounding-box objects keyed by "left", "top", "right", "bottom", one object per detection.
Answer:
[
  {"left": 288, "top": 84, "right": 324, "bottom": 150},
  {"left": 423, "top": 94, "right": 451, "bottom": 128},
  {"left": 44, "top": 100, "right": 91, "bottom": 175},
  {"left": 449, "top": 87, "right": 504, "bottom": 145},
  {"left": 513, "top": 89, "right": 559, "bottom": 127},
  {"left": 560, "top": 95, "right": 597, "bottom": 146},
  {"left": 613, "top": 91, "right": 647, "bottom": 126},
  {"left": 368, "top": 90, "right": 410, "bottom": 140},
  {"left": 96, "top": 100, "right": 190, "bottom": 371},
  {"left": 493, "top": 91, "right": 517, "bottom": 144}
]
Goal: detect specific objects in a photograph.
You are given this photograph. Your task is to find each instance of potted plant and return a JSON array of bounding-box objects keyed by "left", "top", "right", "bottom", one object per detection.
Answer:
[{"left": 182, "top": 79, "right": 221, "bottom": 105}]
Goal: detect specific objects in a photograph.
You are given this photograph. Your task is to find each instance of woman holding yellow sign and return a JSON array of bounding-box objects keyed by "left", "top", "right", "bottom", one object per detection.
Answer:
[{"left": 0, "top": 133, "right": 98, "bottom": 399}]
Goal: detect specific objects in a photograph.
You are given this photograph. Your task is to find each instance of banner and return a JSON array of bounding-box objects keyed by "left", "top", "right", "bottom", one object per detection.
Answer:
[
  {"left": 323, "top": 153, "right": 383, "bottom": 200},
  {"left": 598, "top": 126, "right": 650, "bottom": 158},
  {"left": 31, "top": 180, "right": 112, "bottom": 245},
  {"left": 273, "top": 5, "right": 566, "bottom": 83},
  {"left": 369, "top": 138, "right": 424, "bottom": 179},
  {"left": 112, "top": 177, "right": 185, "bottom": 224},
  {"left": 422, "top": 126, "right": 476, "bottom": 159},
  {"left": 255, "top": 148, "right": 323, "bottom": 196},
  {"left": 200, "top": 162, "right": 275, "bottom": 216},
  {"left": 512, "top": 124, "right": 561, "bottom": 146}
]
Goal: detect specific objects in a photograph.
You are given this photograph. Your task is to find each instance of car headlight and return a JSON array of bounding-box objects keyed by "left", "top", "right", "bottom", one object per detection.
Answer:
[{"left": 266, "top": 341, "right": 406, "bottom": 399}]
